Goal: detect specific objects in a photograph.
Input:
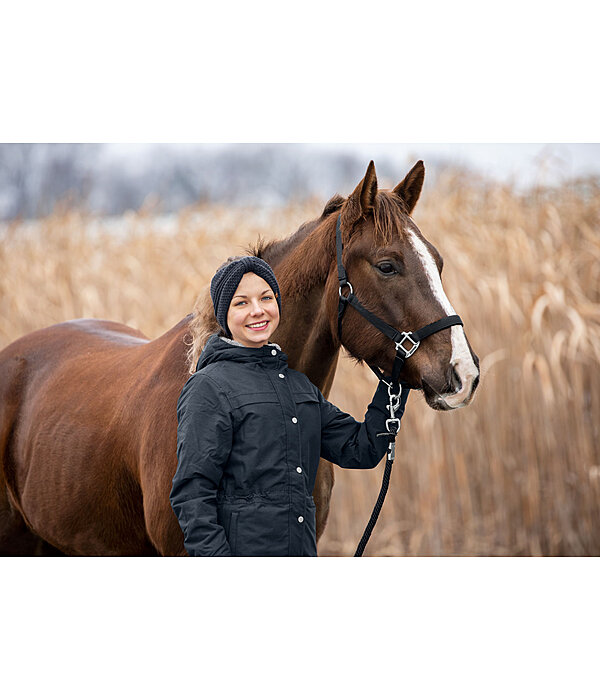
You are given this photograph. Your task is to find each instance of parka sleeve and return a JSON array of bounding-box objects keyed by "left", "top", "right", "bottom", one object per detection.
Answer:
[
  {"left": 318, "top": 381, "right": 410, "bottom": 469},
  {"left": 170, "top": 373, "right": 233, "bottom": 556}
]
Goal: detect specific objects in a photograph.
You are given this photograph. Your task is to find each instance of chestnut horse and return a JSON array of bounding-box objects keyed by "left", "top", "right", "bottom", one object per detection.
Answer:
[{"left": 0, "top": 161, "right": 479, "bottom": 556}]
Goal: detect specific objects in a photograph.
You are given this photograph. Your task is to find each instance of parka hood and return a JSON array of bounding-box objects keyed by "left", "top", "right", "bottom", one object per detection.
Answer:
[{"left": 196, "top": 333, "right": 288, "bottom": 372}]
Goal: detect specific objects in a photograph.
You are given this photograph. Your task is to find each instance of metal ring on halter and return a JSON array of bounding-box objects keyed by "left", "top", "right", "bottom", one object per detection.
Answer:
[
  {"left": 396, "top": 332, "right": 420, "bottom": 358},
  {"left": 339, "top": 281, "right": 353, "bottom": 299},
  {"left": 385, "top": 417, "right": 401, "bottom": 434}
]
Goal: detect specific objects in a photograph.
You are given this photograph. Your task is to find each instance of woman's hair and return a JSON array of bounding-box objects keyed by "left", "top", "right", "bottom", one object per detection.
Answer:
[{"left": 184, "top": 256, "right": 244, "bottom": 375}]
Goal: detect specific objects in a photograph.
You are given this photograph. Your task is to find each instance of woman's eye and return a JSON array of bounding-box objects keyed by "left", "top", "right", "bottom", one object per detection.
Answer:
[
  {"left": 376, "top": 262, "right": 396, "bottom": 275},
  {"left": 262, "top": 295, "right": 272, "bottom": 301}
]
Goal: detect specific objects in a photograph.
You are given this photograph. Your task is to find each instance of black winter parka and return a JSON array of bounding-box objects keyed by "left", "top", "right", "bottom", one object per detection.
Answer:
[{"left": 170, "top": 334, "right": 408, "bottom": 556}]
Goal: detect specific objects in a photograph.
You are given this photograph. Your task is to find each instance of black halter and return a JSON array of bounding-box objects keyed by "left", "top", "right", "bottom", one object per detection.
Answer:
[{"left": 336, "top": 214, "right": 464, "bottom": 390}]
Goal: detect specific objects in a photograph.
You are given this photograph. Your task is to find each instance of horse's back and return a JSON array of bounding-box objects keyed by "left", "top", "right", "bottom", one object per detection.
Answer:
[{"left": 2, "top": 317, "right": 148, "bottom": 358}]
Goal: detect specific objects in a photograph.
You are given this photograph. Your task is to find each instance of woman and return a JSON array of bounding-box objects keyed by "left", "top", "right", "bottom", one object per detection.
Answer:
[{"left": 170, "top": 256, "right": 409, "bottom": 556}]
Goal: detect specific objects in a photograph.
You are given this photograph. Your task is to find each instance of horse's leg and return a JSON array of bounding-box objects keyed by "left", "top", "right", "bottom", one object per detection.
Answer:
[
  {"left": 0, "top": 454, "right": 66, "bottom": 555},
  {"left": 0, "top": 486, "right": 42, "bottom": 555},
  {"left": 0, "top": 355, "right": 40, "bottom": 555},
  {"left": 145, "top": 497, "right": 186, "bottom": 556},
  {"left": 140, "top": 460, "right": 187, "bottom": 556},
  {"left": 313, "top": 458, "right": 335, "bottom": 544}
]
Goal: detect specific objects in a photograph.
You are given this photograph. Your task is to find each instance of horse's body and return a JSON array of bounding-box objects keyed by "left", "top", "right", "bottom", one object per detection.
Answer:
[{"left": 0, "top": 161, "right": 479, "bottom": 555}]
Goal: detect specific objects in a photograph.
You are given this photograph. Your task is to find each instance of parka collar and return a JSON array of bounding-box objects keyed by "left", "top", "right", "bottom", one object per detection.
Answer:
[
  {"left": 196, "top": 333, "right": 288, "bottom": 372},
  {"left": 220, "top": 336, "right": 282, "bottom": 352}
]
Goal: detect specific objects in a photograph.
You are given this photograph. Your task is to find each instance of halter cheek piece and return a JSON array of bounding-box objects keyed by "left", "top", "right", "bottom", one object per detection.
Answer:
[{"left": 335, "top": 214, "right": 465, "bottom": 557}]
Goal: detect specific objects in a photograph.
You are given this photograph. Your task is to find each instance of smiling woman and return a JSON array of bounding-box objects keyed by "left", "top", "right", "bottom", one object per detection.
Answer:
[{"left": 169, "top": 255, "right": 410, "bottom": 556}]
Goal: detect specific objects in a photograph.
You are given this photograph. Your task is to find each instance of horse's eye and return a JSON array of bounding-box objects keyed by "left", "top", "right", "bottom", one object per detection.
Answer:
[{"left": 376, "top": 262, "right": 396, "bottom": 275}]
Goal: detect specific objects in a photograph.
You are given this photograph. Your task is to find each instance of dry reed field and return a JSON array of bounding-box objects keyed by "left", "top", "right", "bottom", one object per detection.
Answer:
[{"left": 1, "top": 171, "right": 599, "bottom": 555}]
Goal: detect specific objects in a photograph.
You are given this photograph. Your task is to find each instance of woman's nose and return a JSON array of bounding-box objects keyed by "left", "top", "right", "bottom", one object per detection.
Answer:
[{"left": 249, "top": 300, "right": 264, "bottom": 315}]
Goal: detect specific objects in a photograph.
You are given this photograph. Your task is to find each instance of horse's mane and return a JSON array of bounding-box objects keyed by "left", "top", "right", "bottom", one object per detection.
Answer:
[
  {"left": 247, "top": 194, "right": 345, "bottom": 263},
  {"left": 185, "top": 190, "right": 408, "bottom": 373}
]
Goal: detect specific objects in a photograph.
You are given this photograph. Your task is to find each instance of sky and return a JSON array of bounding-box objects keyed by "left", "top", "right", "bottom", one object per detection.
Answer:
[
  {"left": 105, "top": 143, "right": 600, "bottom": 190},
  {"left": 316, "top": 143, "right": 600, "bottom": 187}
]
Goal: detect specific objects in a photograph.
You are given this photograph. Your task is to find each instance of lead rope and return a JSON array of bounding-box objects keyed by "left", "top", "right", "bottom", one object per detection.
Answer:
[
  {"left": 354, "top": 453, "right": 394, "bottom": 557},
  {"left": 354, "top": 380, "right": 404, "bottom": 557}
]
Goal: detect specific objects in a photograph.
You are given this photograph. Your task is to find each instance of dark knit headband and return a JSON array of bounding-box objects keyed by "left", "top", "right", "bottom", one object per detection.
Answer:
[{"left": 210, "top": 256, "right": 282, "bottom": 336}]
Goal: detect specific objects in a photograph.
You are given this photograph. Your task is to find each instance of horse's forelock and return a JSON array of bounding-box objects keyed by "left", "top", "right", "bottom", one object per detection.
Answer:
[{"left": 371, "top": 190, "right": 410, "bottom": 247}]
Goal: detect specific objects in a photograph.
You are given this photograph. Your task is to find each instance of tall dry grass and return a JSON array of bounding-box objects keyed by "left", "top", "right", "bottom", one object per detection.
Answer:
[{"left": 1, "top": 173, "right": 599, "bottom": 555}]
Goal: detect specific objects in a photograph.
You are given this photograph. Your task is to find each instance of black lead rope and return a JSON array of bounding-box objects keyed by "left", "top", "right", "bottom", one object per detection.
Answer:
[
  {"left": 354, "top": 380, "right": 408, "bottom": 557},
  {"left": 333, "top": 215, "right": 465, "bottom": 556},
  {"left": 354, "top": 447, "right": 394, "bottom": 557}
]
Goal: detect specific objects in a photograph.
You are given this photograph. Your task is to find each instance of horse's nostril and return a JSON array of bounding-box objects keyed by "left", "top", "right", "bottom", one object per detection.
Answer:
[{"left": 451, "top": 366, "right": 462, "bottom": 392}]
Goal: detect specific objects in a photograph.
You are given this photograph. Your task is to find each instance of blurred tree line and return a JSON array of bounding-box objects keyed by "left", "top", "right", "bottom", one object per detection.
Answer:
[{"left": 0, "top": 143, "right": 407, "bottom": 220}]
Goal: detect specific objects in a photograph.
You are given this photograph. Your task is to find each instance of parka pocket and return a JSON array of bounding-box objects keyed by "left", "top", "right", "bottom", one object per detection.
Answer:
[
  {"left": 230, "top": 392, "right": 284, "bottom": 462},
  {"left": 294, "top": 392, "right": 320, "bottom": 443},
  {"left": 228, "top": 511, "right": 239, "bottom": 556}
]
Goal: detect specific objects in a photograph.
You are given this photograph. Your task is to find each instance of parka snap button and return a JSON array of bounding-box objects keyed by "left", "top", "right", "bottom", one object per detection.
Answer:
[
  {"left": 271, "top": 349, "right": 277, "bottom": 355},
  {"left": 296, "top": 467, "right": 302, "bottom": 473},
  {"left": 291, "top": 417, "right": 298, "bottom": 424},
  {"left": 298, "top": 516, "right": 304, "bottom": 523},
  {"left": 278, "top": 373, "right": 285, "bottom": 379}
]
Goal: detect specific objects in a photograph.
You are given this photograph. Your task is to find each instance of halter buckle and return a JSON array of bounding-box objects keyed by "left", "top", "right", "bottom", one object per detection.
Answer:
[
  {"left": 396, "top": 332, "right": 420, "bottom": 359},
  {"left": 339, "top": 281, "right": 353, "bottom": 299}
]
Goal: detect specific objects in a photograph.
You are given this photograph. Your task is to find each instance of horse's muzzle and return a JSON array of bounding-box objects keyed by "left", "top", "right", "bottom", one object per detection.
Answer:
[{"left": 422, "top": 355, "right": 480, "bottom": 411}]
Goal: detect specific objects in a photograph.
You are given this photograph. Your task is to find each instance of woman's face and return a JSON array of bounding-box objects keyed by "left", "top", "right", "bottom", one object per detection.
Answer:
[{"left": 226, "top": 272, "right": 280, "bottom": 347}]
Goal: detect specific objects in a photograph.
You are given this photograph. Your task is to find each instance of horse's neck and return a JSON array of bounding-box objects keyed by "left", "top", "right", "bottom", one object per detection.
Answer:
[
  {"left": 277, "top": 287, "right": 339, "bottom": 394},
  {"left": 267, "top": 218, "right": 341, "bottom": 397}
]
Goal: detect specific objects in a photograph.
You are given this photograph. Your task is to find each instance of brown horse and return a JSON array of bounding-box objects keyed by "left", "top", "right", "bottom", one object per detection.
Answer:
[{"left": 0, "top": 161, "right": 479, "bottom": 556}]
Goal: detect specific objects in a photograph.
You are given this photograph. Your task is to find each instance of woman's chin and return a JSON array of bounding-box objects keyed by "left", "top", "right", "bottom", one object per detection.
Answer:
[
  {"left": 246, "top": 332, "right": 272, "bottom": 346},
  {"left": 231, "top": 330, "right": 273, "bottom": 347}
]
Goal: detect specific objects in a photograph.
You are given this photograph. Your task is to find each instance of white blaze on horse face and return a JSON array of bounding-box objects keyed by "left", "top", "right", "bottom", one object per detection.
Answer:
[{"left": 407, "top": 227, "right": 479, "bottom": 409}]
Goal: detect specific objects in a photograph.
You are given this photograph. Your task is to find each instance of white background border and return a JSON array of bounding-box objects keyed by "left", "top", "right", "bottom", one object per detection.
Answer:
[{"left": 1, "top": 2, "right": 598, "bottom": 698}]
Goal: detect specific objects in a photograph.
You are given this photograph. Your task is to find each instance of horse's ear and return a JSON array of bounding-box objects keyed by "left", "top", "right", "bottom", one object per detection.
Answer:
[
  {"left": 393, "top": 160, "right": 425, "bottom": 214},
  {"left": 341, "top": 160, "right": 378, "bottom": 232}
]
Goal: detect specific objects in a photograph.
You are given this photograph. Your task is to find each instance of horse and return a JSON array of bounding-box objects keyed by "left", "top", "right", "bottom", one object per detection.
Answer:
[{"left": 0, "top": 160, "right": 480, "bottom": 556}]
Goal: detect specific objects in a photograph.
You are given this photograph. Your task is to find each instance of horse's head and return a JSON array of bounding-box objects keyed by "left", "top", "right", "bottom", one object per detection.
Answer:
[{"left": 331, "top": 160, "right": 479, "bottom": 410}]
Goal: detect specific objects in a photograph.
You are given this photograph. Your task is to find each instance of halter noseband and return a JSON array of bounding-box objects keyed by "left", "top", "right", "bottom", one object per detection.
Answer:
[{"left": 335, "top": 214, "right": 464, "bottom": 390}]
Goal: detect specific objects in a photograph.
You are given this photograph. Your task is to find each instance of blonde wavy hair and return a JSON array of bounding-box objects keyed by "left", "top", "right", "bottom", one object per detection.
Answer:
[{"left": 184, "top": 254, "right": 251, "bottom": 375}]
